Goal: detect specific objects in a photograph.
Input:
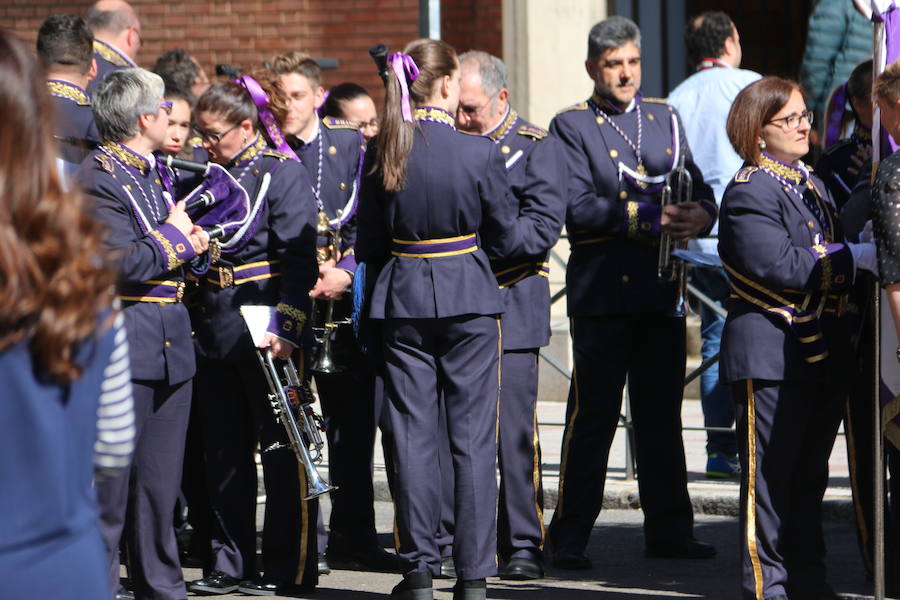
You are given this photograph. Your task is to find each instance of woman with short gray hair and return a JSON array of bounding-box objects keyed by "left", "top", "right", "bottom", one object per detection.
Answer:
[{"left": 78, "top": 66, "right": 209, "bottom": 600}]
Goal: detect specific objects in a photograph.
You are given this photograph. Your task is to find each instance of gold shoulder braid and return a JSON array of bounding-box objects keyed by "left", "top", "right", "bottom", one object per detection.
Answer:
[
  {"left": 93, "top": 40, "right": 129, "bottom": 67},
  {"left": 517, "top": 124, "right": 548, "bottom": 140},
  {"left": 488, "top": 109, "right": 518, "bottom": 141},
  {"left": 322, "top": 116, "right": 360, "bottom": 130},
  {"left": 557, "top": 102, "right": 588, "bottom": 114},
  {"left": 759, "top": 154, "right": 804, "bottom": 185},
  {"left": 46, "top": 80, "right": 90, "bottom": 106},
  {"left": 413, "top": 107, "right": 456, "bottom": 127},
  {"left": 236, "top": 135, "right": 267, "bottom": 164},
  {"left": 101, "top": 141, "right": 149, "bottom": 175}
]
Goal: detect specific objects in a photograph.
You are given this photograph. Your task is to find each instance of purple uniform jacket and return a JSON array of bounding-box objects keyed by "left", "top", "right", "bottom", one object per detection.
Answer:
[
  {"left": 78, "top": 142, "right": 197, "bottom": 384},
  {"left": 718, "top": 155, "right": 854, "bottom": 383},
  {"left": 47, "top": 79, "right": 99, "bottom": 166},
  {"left": 190, "top": 135, "right": 319, "bottom": 361},
  {"left": 356, "top": 107, "right": 548, "bottom": 320},
  {"left": 550, "top": 94, "right": 717, "bottom": 317},
  {"left": 484, "top": 110, "right": 567, "bottom": 350},
  {"left": 86, "top": 39, "right": 135, "bottom": 96}
]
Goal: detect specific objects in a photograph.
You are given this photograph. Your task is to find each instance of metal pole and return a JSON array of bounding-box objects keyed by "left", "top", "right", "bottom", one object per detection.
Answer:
[
  {"left": 623, "top": 380, "right": 635, "bottom": 481},
  {"left": 419, "top": 0, "right": 441, "bottom": 39}
]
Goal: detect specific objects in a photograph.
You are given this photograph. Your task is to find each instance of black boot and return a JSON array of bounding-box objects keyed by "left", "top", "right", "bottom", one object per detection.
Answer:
[
  {"left": 452, "top": 578, "right": 486, "bottom": 600},
  {"left": 390, "top": 571, "right": 433, "bottom": 600}
]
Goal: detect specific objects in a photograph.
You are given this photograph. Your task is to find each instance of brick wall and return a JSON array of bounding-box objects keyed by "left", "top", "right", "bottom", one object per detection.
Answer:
[{"left": 1, "top": 0, "right": 502, "bottom": 108}]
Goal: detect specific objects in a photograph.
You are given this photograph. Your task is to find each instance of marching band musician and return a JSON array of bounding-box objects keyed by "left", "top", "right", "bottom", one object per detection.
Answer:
[
  {"left": 547, "top": 16, "right": 717, "bottom": 570},
  {"left": 269, "top": 51, "right": 397, "bottom": 573},
  {"left": 455, "top": 50, "right": 567, "bottom": 581},
  {"left": 85, "top": 0, "right": 141, "bottom": 95},
  {"left": 357, "top": 38, "right": 548, "bottom": 600},
  {"left": 78, "top": 68, "right": 207, "bottom": 600},
  {"left": 37, "top": 14, "right": 100, "bottom": 175},
  {"left": 184, "top": 75, "right": 320, "bottom": 596},
  {"left": 719, "top": 77, "right": 876, "bottom": 600}
]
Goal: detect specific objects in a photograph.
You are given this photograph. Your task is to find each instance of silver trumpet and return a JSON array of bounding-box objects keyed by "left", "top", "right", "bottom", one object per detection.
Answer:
[
  {"left": 658, "top": 148, "right": 692, "bottom": 318},
  {"left": 311, "top": 209, "right": 351, "bottom": 374},
  {"left": 254, "top": 347, "right": 336, "bottom": 499}
]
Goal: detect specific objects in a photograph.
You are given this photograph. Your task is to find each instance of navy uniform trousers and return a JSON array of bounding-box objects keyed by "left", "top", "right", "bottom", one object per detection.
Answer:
[
  {"left": 195, "top": 352, "right": 318, "bottom": 586},
  {"left": 383, "top": 316, "right": 501, "bottom": 581},
  {"left": 734, "top": 379, "right": 844, "bottom": 600},
  {"left": 549, "top": 313, "right": 693, "bottom": 553}
]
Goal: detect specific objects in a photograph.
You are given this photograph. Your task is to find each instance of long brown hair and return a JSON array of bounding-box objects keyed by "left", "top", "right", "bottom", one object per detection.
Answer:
[
  {"left": 195, "top": 68, "right": 289, "bottom": 141},
  {"left": 726, "top": 77, "right": 803, "bottom": 164},
  {"left": 0, "top": 31, "right": 115, "bottom": 382},
  {"left": 375, "top": 38, "right": 458, "bottom": 192}
]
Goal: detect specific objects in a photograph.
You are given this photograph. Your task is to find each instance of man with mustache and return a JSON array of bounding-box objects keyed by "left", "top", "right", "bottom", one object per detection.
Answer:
[{"left": 547, "top": 15, "right": 718, "bottom": 570}]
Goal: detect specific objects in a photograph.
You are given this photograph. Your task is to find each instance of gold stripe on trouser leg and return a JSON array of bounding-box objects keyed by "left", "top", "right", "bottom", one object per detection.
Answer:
[
  {"left": 294, "top": 466, "right": 309, "bottom": 584},
  {"left": 532, "top": 392, "right": 546, "bottom": 546},
  {"left": 745, "top": 379, "right": 764, "bottom": 600},
  {"left": 556, "top": 318, "right": 579, "bottom": 516}
]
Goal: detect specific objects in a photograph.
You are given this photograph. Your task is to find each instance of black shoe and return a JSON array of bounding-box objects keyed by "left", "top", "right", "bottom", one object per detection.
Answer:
[
  {"left": 390, "top": 571, "right": 433, "bottom": 600},
  {"left": 317, "top": 553, "right": 330, "bottom": 575},
  {"left": 452, "top": 578, "right": 486, "bottom": 600},
  {"left": 327, "top": 542, "right": 404, "bottom": 572},
  {"left": 501, "top": 555, "right": 544, "bottom": 580},
  {"left": 551, "top": 550, "right": 592, "bottom": 570},
  {"left": 645, "top": 537, "right": 716, "bottom": 559},
  {"left": 436, "top": 556, "right": 456, "bottom": 579},
  {"left": 188, "top": 570, "right": 240, "bottom": 594},
  {"left": 237, "top": 578, "right": 314, "bottom": 597},
  {"left": 115, "top": 588, "right": 134, "bottom": 600}
]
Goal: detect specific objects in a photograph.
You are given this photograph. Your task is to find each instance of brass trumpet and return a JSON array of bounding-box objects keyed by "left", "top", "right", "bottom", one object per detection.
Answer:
[
  {"left": 254, "top": 347, "right": 336, "bottom": 499},
  {"left": 311, "top": 209, "right": 351, "bottom": 374},
  {"left": 658, "top": 149, "right": 692, "bottom": 318}
]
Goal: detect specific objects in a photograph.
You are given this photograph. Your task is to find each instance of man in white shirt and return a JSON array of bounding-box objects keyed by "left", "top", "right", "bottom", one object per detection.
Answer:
[{"left": 668, "top": 11, "right": 760, "bottom": 480}]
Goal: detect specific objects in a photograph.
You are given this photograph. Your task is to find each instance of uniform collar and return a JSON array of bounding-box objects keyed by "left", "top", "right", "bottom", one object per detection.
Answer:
[
  {"left": 759, "top": 152, "right": 808, "bottom": 186},
  {"left": 101, "top": 141, "right": 152, "bottom": 175},
  {"left": 414, "top": 106, "right": 457, "bottom": 129},
  {"left": 229, "top": 133, "right": 266, "bottom": 167},
  {"left": 852, "top": 122, "right": 872, "bottom": 145},
  {"left": 590, "top": 91, "right": 638, "bottom": 115},
  {"left": 46, "top": 79, "right": 90, "bottom": 106},
  {"left": 92, "top": 39, "right": 136, "bottom": 68},
  {"left": 484, "top": 107, "right": 518, "bottom": 142}
]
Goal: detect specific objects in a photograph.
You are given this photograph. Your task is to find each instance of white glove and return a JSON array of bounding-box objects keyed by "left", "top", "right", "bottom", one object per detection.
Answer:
[
  {"left": 859, "top": 220, "right": 874, "bottom": 244},
  {"left": 849, "top": 242, "right": 878, "bottom": 275}
]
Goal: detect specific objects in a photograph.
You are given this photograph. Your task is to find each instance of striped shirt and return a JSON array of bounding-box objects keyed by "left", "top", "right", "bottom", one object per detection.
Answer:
[{"left": 94, "top": 310, "right": 135, "bottom": 479}]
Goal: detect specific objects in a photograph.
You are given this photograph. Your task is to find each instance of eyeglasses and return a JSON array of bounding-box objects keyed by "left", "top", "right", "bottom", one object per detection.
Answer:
[
  {"left": 131, "top": 26, "right": 143, "bottom": 47},
  {"left": 458, "top": 93, "right": 497, "bottom": 116},
  {"left": 766, "top": 110, "right": 814, "bottom": 131},
  {"left": 192, "top": 122, "right": 239, "bottom": 144},
  {"left": 353, "top": 117, "right": 379, "bottom": 130},
  {"left": 160, "top": 101, "right": 173, "bottom": 116}
]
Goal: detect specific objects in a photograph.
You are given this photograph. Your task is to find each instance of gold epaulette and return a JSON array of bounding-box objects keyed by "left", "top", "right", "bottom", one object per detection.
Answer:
[
  {"left": 734, "top": 166, "right": 759, "bottom": 183},
  {"left": 556, "top": 102, "right": 588, "bottom": 114},
  {"left": 642, "top": 97, "right": 668, "bottom": 104},
  {"left": 187, "top": 136, "right": 203, "bottom": 148},
  {"left": 517, "top": 124, "right": 548, "bottom": 140},
  {"left": 95, "top": 153, "right": 114, "bottom": 173},
  {"left": 322, "top": 116, "right": 359, "bottom": 130},
  {"left": 263, "top": 149, "right": 292, "bottom": 162}
]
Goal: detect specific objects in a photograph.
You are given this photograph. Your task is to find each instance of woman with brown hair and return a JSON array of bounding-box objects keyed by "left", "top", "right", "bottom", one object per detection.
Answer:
[
  {"left": 0, "top": 30, "right": 134, "bottom": 600},
  {"left": 719, "top": 76, "right": 875, "bottom": 600},
  {"left": 356, "top": 38, "right": 540, "bottom": 600}
]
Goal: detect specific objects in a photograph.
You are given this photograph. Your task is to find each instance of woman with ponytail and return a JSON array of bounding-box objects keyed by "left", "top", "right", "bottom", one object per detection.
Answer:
[
  {"left": 185, "top": 75, "right": 321, "bottom": 596},
  {"left": 357, "top": 38, "right": 540, "bottom": 600}
]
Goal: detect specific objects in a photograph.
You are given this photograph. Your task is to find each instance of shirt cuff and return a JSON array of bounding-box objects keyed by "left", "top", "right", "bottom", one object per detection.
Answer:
[
  {"left": 807, "top": 243, "right": 853, "bottom": 291},
  {"left": 148, "top": 223, "right": 196, "bottom": 271}
]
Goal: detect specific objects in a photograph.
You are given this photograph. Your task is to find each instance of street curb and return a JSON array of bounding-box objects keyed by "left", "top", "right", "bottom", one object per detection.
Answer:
[{"left": 371, "top": 478, "right": 856, "bottom": 521}]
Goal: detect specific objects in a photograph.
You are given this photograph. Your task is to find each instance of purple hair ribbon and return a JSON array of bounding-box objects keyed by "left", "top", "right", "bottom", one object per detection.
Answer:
[
  {"left": 824, "top": 82, "right": 848, "bottom": 148},
  {"left": 389, "top": 52, "right": 420, "bottom": 122},
  {"left": 236, "top": 75, "right": 300, "bottom": 161}
]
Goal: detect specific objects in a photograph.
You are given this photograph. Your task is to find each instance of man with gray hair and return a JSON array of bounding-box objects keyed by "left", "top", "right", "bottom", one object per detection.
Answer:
[
  {"left": 86, "top": 0, "right": 141, "bottom": 95},
  {"left": 455, "top": 50, "right": 566, "bottom": 580},
  {"left": 548, "top": 16, "right": 718, "bottom": 569},
  {"left": 78, "top": 67, "right": 208, "bottom": 600}
]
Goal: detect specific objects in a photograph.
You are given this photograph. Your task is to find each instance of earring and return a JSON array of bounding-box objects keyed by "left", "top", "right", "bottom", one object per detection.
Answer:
[{"left": 759, "top": 140, "right": 767, "bottom": 149}]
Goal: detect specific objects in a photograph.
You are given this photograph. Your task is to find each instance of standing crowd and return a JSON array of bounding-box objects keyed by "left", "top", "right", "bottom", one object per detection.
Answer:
[{"left": 1, "top": 3, "right": 899, "bottom": 600}]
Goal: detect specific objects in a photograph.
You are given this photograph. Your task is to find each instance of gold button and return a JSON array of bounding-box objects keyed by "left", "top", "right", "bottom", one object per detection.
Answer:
[
  {"left": 339, "top": 182, "right": 347, "bottom": 190},
  {"left": 596, "top": 116, "right": 605, "bottom": 125},
  {"left": 328, "top": 145, "right": 337, "bottom": 155},
  {"left": 622, "top": 275, "right": 630, "bottom": 283},
  {"left": 807, "top": 220, "right": 814, "bottom": 228},
  {"left": 647, "top": 114, "right": 655, "bottom": 121},
  {"left": 501, "top": 145, "right": 511, "bottom": 155},
  {"left": 191, "top": 330, "right": 196, "bottom": 338},
  {"left": 666, "top": 148, "right": 673, "bottom": 156},
  {"left": 610, "top": 149, "right": 619, "bottom": 158},
  {"left": 155, "top": 178, "right": 161, "bottom": 185},
  {"left": 619, "top": 190, "right": 628, "bottom": 199},
  {"left": 165, "top": 340, "right": 172, "bottom": 348},
  {"left": 253, "top": 168, "right": 260, "bottom": 176}
]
